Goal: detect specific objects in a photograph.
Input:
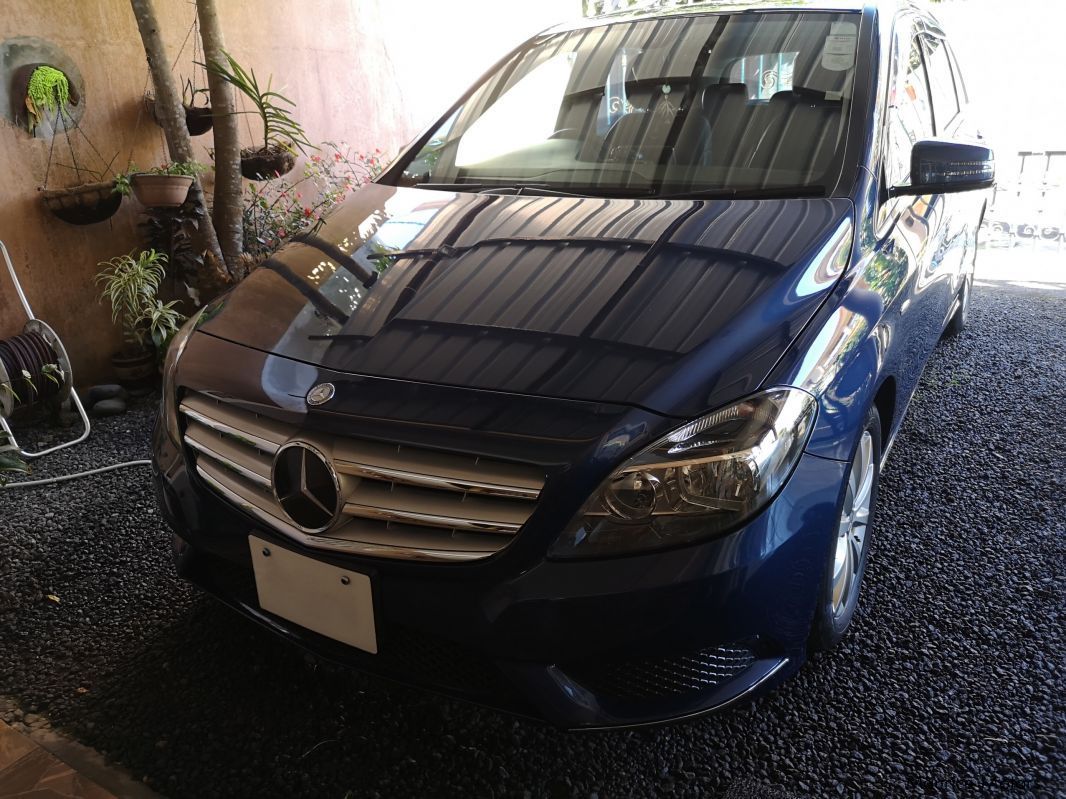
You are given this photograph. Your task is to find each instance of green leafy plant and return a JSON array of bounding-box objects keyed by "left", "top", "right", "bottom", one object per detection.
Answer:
[
  {"left": 25, "top": 65, "right": 72, "bottom": 132},
  {"left": 243, "top": 142, "right": 384, "bottom": 260},
  {"left": 141, "top": 299, "right": 186, "bottom": 352},
  {"left": 113, "top": 161, "right": 207, "bottom": 196},
  {"left": 0, "top": 361, "right": 62, "bottom": 408},
  {"left": 0, "top": 431, "right": 29, "bottom": 486},
  {"left": 204, "top": 51, "right": 314, "bottom": 155},
  {"left": 95, "top": 249, "right": 174, "bottom": 350},
  {"left": 182, "top": 77, "right": 210, "bottom": 108}
]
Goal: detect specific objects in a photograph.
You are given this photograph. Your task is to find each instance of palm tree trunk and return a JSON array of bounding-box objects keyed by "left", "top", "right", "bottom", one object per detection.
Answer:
[
  {"left": 196, "top": 0, "right": 244, "bottom": 271},
  {"left": 128, "top": 0, "right": 231, "bottom": 290}
]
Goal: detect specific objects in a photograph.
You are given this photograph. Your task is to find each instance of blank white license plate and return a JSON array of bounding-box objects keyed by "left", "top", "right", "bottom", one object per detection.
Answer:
[{"left": 249, "top": 535, "right": 377, "bottom": 654}]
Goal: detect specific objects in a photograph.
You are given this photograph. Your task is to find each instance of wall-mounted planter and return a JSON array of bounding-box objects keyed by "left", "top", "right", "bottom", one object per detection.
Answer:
[
  {"left": 130, "top": 174, "right": 193, "bottom": 207},
  {"left": 11, "top": 62, "right": 81, "bottom": 134},
  {"left": 40, "top": 181, "right": 121, "bottom": 225},
  {"left": 241, "top": 144, "right": 295, "bottom": 180}
]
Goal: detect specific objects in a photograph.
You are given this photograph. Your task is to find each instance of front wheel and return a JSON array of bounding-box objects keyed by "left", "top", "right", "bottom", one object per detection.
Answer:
[
  {"left": 809, "top": 408, "right": 881, "bottom": 652},
  {"left": 944, "top": 272, "right": 973, "bottom": 337}
]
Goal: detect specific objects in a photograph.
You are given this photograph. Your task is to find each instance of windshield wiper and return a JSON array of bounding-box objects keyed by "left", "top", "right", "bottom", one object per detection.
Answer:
[
  {"left": 657, "top": 185, "right": 827, "bottom": 200},
  {"left": 413, "top": 181, "right": 600, "bottom": 198}
]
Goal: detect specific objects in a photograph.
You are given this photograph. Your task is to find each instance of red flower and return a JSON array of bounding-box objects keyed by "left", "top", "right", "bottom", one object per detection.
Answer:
[
  {"left": 279, "top": 228, "right": 287, "bottom": 237},
  {"left": 303, "top": 207, "right": 312, "bottom": 217}
]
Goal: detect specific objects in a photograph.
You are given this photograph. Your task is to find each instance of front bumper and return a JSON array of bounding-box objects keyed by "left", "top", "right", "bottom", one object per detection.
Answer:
[{"left": 154, "top": 419, "right": 846, "bottom": 729}]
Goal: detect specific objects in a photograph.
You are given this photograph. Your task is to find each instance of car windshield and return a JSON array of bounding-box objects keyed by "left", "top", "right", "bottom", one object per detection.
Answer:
[{"left": 388, "top": 10, "right": 861, "bottom": 199}]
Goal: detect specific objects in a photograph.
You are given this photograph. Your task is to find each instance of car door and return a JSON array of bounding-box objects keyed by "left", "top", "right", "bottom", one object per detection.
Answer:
[
  {"left": 920, "top": 27, "right": 976, "bottom": 304},
  {"left": 873, "top": 21, "right": 949, "bottom": 414}
]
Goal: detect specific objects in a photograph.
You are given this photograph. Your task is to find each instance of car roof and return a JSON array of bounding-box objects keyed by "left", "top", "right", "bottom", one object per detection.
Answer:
[{"left": 544, "top": 0, "right": 929, "bottom": 36}]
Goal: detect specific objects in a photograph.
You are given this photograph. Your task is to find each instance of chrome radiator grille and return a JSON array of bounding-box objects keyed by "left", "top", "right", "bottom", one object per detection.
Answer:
[{"left": 180, "top": 392, "right": 545, "bottom": 561}]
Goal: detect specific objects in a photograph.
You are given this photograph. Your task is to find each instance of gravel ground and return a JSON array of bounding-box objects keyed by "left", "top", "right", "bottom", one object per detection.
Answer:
[{"left": 1, "top": 285, "right": 1063, "bottom": 799}]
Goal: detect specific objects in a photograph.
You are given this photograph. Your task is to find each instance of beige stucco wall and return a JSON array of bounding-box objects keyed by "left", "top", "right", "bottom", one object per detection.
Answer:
[
  {"left": 0, "top": 0, "right": 582, "bottom": 386},
  {"left": 0, "top": 0, "right": 411, "bottom": 384}
]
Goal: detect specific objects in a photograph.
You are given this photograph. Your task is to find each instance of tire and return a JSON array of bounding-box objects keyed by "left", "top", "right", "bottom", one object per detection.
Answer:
[
  {"left": 809, "top": 407, "right": 881, "bottom": 652},
  {"left": 944, "top": 272, "right": 972, "bottom": 337}
]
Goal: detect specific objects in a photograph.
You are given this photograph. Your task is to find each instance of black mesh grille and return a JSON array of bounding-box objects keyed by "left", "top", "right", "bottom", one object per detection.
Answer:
[{"left": 568, "top": 645, "right": 756, "bottom": 700}]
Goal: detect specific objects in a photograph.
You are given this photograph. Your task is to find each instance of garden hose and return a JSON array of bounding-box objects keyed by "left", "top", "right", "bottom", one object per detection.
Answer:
[
  {"left": 0, "top": 459, "right": 152, "bottom": 489},
  {"left": 0, "top": 330, "right": 64, "bottom": 411}
]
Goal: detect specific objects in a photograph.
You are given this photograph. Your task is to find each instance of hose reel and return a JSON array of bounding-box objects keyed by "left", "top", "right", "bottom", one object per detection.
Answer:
[{"left": 0, "top": 239, "right": 90, "bottom": 459}]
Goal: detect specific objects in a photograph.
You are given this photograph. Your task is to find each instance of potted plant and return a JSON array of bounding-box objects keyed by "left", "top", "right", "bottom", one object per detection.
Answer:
[
  {"left": 146, "top": 78, "right": 214, "bottom": 137},
  {"left": 14, "top": 63, "right": 80, "bottom": 135},
  {"left": 205, "top": 51, "right": 314, "bottom": 180},
  {"left": 115, "top": 162, "right": 206, "bottom": 208},
  {"left": 95, "top": 249, "right": 185, "bottom": 384},
  {"left": 0, "top": 432, "right": 29, "bottom": 486}
]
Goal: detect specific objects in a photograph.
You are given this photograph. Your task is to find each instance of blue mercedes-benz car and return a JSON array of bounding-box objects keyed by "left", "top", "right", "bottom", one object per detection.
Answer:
[{"left": 153, "top": 0, "right": 993, "bottom": 728}]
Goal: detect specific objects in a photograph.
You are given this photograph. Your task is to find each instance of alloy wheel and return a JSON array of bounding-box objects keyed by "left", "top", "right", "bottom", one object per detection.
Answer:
[{"left": 831, "top": 430, "right": 875, "bottom": 617}]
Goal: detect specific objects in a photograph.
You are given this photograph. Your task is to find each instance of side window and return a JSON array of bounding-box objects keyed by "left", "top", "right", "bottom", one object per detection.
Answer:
[
  {"left": 946, "top": 45, "right": 968, "bottom": 106},
  {"left": 885, "top": 34, "right": 934, "bottom": 188},
  {"left": 922, "top": 36, "right": 959, "bottom": 133}
]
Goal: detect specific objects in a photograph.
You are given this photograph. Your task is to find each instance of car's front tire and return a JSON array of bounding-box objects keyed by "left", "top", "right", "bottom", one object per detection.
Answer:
[
  {"left": 944, "top": 272, "right": 972, "bottom": 337},
  {"left": 809, "top": 407, "right": 881, "bottom": 651}
]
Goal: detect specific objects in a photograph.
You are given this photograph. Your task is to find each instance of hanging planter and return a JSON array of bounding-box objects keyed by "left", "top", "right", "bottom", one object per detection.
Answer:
[
  {"left": 40, "top": 181, "right": 122, "bottom": 225},
  {"left": 24, "top": 65, "right": 123, "bottom": 225},
  {"left": 115, "top": 162, "right": 204, "bottom": 208},
  {"left": 205, "top": 51, "right": 313, "bottom": 181},
  {"left": 240, "top": 144, "right": 296, "bottom": 180},
  {"left": 145, "top": 94, "right": 214, "bottom": 138}
]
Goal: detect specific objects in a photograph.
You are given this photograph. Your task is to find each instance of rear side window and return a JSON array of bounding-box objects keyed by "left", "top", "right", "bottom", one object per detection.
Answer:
[
  {"left": 922, "top": 36, "right": 959, "bottom": 132},
  {"left": 885, "top": 35, "right": 934, "bottom": 188}
]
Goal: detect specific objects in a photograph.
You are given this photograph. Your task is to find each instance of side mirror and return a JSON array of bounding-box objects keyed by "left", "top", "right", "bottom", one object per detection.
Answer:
[{"left": 890, "top": 139, "right": 995, "bottom": 197}]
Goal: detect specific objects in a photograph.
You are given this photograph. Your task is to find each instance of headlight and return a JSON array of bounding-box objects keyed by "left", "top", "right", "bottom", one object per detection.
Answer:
[
  {"left": 161, "top": 308, "right": 204, "bottom": 445},
  {"left": 549, "top": 388, "right": 817, "bottom": 559}
]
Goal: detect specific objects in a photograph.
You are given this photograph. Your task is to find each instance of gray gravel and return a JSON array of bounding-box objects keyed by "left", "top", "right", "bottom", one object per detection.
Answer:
[{"left": 1, "top": 285, "right": 1063, "bottom": 799}]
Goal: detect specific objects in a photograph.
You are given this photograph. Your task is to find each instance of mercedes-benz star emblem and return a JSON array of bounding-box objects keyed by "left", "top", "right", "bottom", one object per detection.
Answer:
[
  {"left": 306, "top": 383, "right": 336, "bottom": 406},
  {"left": 271, "top": 442, "right": 340, "bottom": 532}
]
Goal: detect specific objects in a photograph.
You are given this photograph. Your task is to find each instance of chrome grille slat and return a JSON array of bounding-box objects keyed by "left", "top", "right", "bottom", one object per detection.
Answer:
[
  {"left": 197, "top": 460, "right": 500, "bottom": 561},
  {"left": 180, "top": 391, "right": 546, "bottom": 562},
  {"left": 343, "top": 480, "right": 530, "bottom": 533},
  {"left": 333, "top": 438, "right": 542, "bottom": 499},
  {"left": 180, "top": 395, "right": 288, "bottom": 454},
  {"left": 184, "top": 420, "right": 273, "bottom": 488}
]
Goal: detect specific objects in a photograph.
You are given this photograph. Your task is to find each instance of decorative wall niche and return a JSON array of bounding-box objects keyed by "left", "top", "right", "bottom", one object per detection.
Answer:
[{"left": 1, "top": 36, "right": 86, "bottom": 137}]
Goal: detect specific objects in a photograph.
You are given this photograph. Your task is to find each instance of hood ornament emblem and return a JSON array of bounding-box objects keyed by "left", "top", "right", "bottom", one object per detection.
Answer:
[{"left": 306, "top": 383, "right": 336, "bottom": 406}]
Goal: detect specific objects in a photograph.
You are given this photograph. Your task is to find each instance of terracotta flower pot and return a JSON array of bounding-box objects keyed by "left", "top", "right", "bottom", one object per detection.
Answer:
[
  {"left": 241, "top": 145, "right": 296, "bottom": 180},
  {"left": 111, "top": 349, "right": 156, "bottom": 386},
  {"left": 40, "top": 180, "right": 122, "bottom": 225},
  {"left": 130, "top": 174, "right": 194, "bottom": 208}
]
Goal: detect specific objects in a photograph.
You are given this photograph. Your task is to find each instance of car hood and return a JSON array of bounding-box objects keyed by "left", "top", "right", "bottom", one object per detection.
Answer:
[{"left": 200, "top": 183, "right": 852, "bottom": 418}]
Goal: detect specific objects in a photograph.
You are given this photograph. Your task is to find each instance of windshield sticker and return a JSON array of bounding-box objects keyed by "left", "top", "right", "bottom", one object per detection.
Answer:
[{"left": 822, "top": 21, "right": 857, "bottom": 72}]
